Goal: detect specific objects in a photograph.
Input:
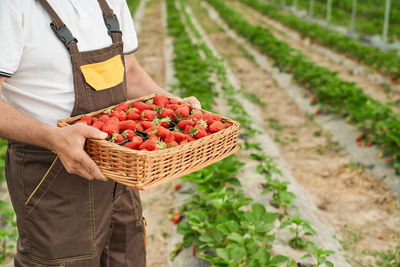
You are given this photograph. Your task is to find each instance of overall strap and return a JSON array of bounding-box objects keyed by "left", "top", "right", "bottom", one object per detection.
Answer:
[
  {"left": 97, "top": 0, "right": 123, "bottom": 43},
  {"left": 37, "top": 0, "right": 78, "bottom": 50}
]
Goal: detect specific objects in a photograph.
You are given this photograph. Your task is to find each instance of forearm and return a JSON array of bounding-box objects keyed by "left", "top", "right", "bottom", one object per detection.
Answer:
[{"left": 0, "top": 98, "right": 58, "bottom": 150}]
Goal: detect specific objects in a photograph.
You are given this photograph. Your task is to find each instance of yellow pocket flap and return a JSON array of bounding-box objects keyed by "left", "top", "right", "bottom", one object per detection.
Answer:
[{"left": 80, "top": 55, "right": 125, "bottom": 91}]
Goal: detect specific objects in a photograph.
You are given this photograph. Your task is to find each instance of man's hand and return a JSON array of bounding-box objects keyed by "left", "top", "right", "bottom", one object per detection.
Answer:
[
  {"left": 50, "top": 123, "right": 108, "bottom": 181},
  {"left": 182, "top": 96, "right": 201, "bottom": 110}
]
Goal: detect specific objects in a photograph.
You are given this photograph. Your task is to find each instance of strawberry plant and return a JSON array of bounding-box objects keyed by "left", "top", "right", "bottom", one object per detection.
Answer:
[{"left": 279, "top": 216, "right": 317, "bottom": 249}]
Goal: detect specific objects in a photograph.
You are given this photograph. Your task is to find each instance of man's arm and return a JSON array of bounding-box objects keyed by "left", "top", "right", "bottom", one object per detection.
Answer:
[
  {"left": 0, "top": 77, "right": 107, "bottom": 181},
  {"left": 124, "top": 53, "right": 201, "bottom": 108}
]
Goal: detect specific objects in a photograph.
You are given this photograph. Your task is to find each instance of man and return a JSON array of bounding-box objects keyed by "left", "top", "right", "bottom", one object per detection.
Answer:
[{"left": 0, "top": 0, "right": 200, "bottom": 266}]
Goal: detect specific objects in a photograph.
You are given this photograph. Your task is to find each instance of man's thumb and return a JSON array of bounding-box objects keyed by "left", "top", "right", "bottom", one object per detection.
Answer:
[{"left": 81, "top": 125, "right": 108, "bottom": 139}]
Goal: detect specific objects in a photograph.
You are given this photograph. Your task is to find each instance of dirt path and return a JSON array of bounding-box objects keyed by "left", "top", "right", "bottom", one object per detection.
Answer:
[
  {"left": 191, "top": 0, "right": 400, "bottom": 265},
  {"left": 228, "top": 0, "right": 400, "bottom": 112},
  {"left": 135, "top": 1, "right": 173, "bottom": 266}
]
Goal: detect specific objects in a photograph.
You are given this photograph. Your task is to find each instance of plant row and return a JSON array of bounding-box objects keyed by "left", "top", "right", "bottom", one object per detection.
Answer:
[
  {"left": 293, "top": 0, "right": 400, "bottom": 41},
  {"left": 237, "top": 0, "right": 400, "bottom": 82},
  {"left": 167, "top": 0, "right": 335, "bottom": 266},
  {"left": 210, "top": 0, "right": 400, "bottom": 174}
]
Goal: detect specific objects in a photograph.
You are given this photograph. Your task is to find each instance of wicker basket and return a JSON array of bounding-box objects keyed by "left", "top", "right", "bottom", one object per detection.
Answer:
[{"left": 57, "top": 94, "right": 240, "bottom": 190}]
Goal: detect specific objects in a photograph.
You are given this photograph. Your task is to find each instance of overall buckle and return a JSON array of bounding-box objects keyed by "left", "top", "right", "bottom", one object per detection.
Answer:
[
  {"left": 103, "top": 14, "right": 122, "bottom": 37},
  {"left": 50, "top": 23, "right": 78, "bottom": 48}
]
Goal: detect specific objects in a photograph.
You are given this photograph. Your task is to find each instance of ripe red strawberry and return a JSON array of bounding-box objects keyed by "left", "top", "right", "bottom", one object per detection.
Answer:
[
  {"left": 192, "top": 245, "right": 196, "bottom": 256},
  {"left": 132, "top": 102, "right": 154, "bottom": 111},
  {"left": 175, "top": 105, "right": 190, "bottom": 118},
  {"left": 172, "top": 217, "right": 180, "bottom": 225},
  {"left": 183, "top": 125, "right": 192, "bottom": 135},
  {"left": 111, "top": 133, "right": 125, "bottom": 143},
  {"left": 223, "top": 123, "right": 232, "bottom": 128},
  {"left": 209, "top": 121, "right": 224, "bottom": 133},
  {"left": 98, "top": 114, "right": 110, "bottom": 123},
  {"left": 156, "top": 126, "right": 172, "bottom": 139},
  {"left": 122, "top": 129, "right": 136, "bottom": 140},
  {"left": 185, "top": 134, "right": 196, "bottom": 142},
  {"left": 367, "top": 141, "right": 372, "bottom": 147},
  {"left": 212, "top": 114, "right": 221, "bottom": 121},
  {"left": 160, "top": 108, "right": 175, "bottom": 119},
  {"left": 142, "top": 110, "right": 158, "bottom": 121},
  {"left": 136, "top": 121, "right": 144, "bottom": 131},
  {"left": 191, "top": 126, "right": 207, "bottom": 139},
  {"left": 139, "top": 138, "right": 158, "bottom": 151},
  {"left": 153, "top": 95, "right": 169, "bottom": 108},
  {"left": 124, "top": 136, "right": 143, "bottom": 149},
  {"left": 168, "top": 141, "right": 179, "bottom": 147},
  {"left": 174, "top": 183, "right": 181, "bottom": 190},
  {"left": 172, "top": 211, "right": 181, "bottom": 224},
  {"left": 102, "top": 116, "right": 120, "bottom": 136},
  {"left": 119, "top": 120, "right": 136, "bottom": 131},
  {"left": 179, "top": 139, "right": 188, "bottom": 145},
  {"left": 387, "top": 158, "right": 392, "bottom": 164},
  {"left": 114, "top": 102, "right": 130, "bottom": 112},
  {"left": 169, "top": 99, "right": 180, "bottom": 105},
  {"left": 127, "top": 110, "right": 141, "bottom": 120},
  {"left": 111, "top": 110, "right": 126, "bottom": 121},
  {"left": 173, "top": 132, "right": 186, "bottom": 142},
  {"left": 166, "top": 104, "right": 179, "bottom": 111},
  {"left": 355, "top": 134, "right": 364, "bottom": 142},
  {"left": 178, "top": 120, "right": 195, "bottom": 130},
  {"left": 357, "top": 141, "right": 364, "bottom": 147},
  {"left": 202, "top": 113, "right": 215, "bottom": 125},
  {"left": 92, "top": 120, "right": 104, "bottom": 130},
  {"left": 190, "top": 112, "right": 202, "bottom": 121},
  {"left": 165, "top": 132, "right": 175, "bottom": 144},
  {"left": 142, "top": 121, "right": 155, "bottom": 129},
  {"left": 145, "top": 127, "right": 157, "bottom": 136},
  {"left": 78, "top": 116, "right": 94, "bottom": 125}
]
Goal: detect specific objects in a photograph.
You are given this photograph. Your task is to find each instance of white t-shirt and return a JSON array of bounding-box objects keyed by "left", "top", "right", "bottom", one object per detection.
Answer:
[{"left": 0, "top": 0, "right": 138, "bottom": 126}]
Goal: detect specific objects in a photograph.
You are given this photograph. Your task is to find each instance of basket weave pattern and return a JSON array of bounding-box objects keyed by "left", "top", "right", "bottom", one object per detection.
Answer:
[{"left": 57, "top": 94, "right": 240, "bottom": 190}]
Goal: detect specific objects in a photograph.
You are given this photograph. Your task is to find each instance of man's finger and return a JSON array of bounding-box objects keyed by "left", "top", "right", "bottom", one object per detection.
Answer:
[
  {"left": 80, "top": 153, "right": 107, "bottom": 181},
  {"left": 79, "top": 124, "right": 108, "bottom": 140}
]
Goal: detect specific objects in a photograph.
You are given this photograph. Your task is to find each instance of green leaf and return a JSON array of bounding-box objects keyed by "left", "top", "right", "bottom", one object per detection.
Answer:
[{"left": 270, "top": 255, "right": 289, "bottom": 265}]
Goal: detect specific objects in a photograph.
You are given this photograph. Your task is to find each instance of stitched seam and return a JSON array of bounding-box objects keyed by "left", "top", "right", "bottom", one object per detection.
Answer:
[
  {"left": 25, "top": 156, "right": 59, "bottom": 206},
  {"left": 128, "top": 190, "right": 141, "bottom": 226},
  {"left": 19, "top": 253, "right": 64, "bottom": 266},
  {"left": 71, "top": 56, "right": 80, "bottom": 115},
  {"left": 89, "top": 181, "right": 97, "bottom": 257},
  {"left": 26, "top": 164, "right": 62, "bottom": 217}
]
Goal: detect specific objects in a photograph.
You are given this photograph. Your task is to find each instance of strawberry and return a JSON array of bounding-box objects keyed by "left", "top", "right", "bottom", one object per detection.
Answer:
[
  {"left": 132, "top": 102, "right": 154, "bottom": 111},
  {"left": 183, "top": 125, "right": 192, "bottom": 135},
  {"left": 139, "top": 138, "right": 158, "bottom": 151},
  {"left": 366, "top": 141, "right": 372, "bottom": 147},
  {"left": 165, "top": 132, "right": 175, "bottom": 145},
  {"left": 209, "top": 121, "right": 224, "bottom": 133},
  {"left": 78, "top": 116, "right": 94, "bottom": 125},
  {"left": 160, "top": 108, "right": 175, "bottom": 119},
  {"left": 173, "top": 132, "right": 186, "bottom": 142},
  {"left": 172, "top": 217, "right": 180, "bottom": 225},
  {"left": 168, "top": 141, "right": 179, "bottom": 147},
  {"left": 185, "top": 134, "right": 196, "bottom": 142},
  {"left": 136, "top": 121, "right": 144, "bottom": 131},
  {"left": 223, "top": 123, "right": 232, "bottom": 128},
  {"left": 111, "top": 110, "right": 126, "bottom": 121},
  {"left": 172, "top": 211, "right": 181, "bottom": 224},
  {"left": 127, "top": 110, "right": 141, "bottom": 120},
  {"left": 212, "top": 114, "right": 221, "bottom": 121},
  {"left": 169, "top": 99, "right": 179, "bottom": 105},
  {"left": 175, "top": 105, "right": 190, "bottom": 118},
  {"left": 156, "top": 126, "right": 172, "bottom": 139},
  {"left": 111, "top": 133, "right": 125, "bottom": 143},
  {"left": 102, "top": 116, "right": 120, "bottom": 136},
  {"left": 192, "top": 245, "right": 196, "bottom": 256},
  {"left": 357, "top": 141, "right": 364, "bottom": 147},
  {"left": 387, "top": 158, "right": 392, "bottom": 164},
  {"left": 142, "top": 121, "right": 155, "bottom": 129},
  {"left": 166, "top": 104, "right": 179, "bottom": 111},
  {"left": 119, "top": 120, "right": 136, "bottom": 131},
  {"left": 145, "top": 127, "right": 157, "bottom": 136},
  {"left": 178, "top": 120, "right": 195, "bottom": 130},
  {"left": 174, "top": 183, "right": 181, "bottom": 190},
  {"left": 122, "top": 129, "right": 136, "bottom": 140},
  {"left": 124, "top": 136, "right": 143, "bottom": 150},
  {"left": 179, "top": 139, "right": 188, "bottom": 145},
  {"left": 153, "top": 95, "right": 169, "bottom": 108},
  {"left": 114, "top": 102, "right": 130, "bottom": 112},
  {"left": 202, "top": 113, "right": 215, "bottom": 125},
  {"left": 92, "top": 120, "right": 104, "bottom": 130},
  {"left": 189, "top": 112, "right": 202, "bottom": 121},
  {"left": 98, "top": 114, "right": 110, "bottom": 123},
  {"left": 191, "top": 125, "right": 207, "bottom": 139},
  {"left": 142, "top": 110, "right": 158, "bottom": 121}
]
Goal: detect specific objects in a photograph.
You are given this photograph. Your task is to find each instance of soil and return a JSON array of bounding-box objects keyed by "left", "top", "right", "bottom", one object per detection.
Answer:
[
  {"left": 135, "top": 1, "right": 173, "bottom": 266},
  {"left": 190, "top": 1, "right": 400, "bottom": 265},
  {"left": 228, "top": 0, "right": 400, "bottom": 113}
]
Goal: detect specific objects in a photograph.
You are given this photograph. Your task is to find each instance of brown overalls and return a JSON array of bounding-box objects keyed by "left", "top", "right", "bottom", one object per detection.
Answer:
[{"left": 5, "top": 0, "right": 146, "bottom": 266}]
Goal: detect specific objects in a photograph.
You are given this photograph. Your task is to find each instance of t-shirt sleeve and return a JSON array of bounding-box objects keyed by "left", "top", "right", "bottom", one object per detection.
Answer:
[
  {"left": 118, "top": 0, "right": 139, "bottom": 54},
  {"left": 0, "top": 1, "right": 24, "bottom": 77}
]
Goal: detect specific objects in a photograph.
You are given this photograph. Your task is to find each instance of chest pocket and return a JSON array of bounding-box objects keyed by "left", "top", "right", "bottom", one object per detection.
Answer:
[{"left": 80, "top": 54, "right": 125, "bottom": 91}]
